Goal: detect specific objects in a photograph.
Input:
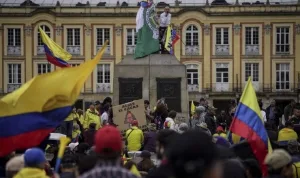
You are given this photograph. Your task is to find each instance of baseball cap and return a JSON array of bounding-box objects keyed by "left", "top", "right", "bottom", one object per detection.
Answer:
[
  {"left": 264, "top": 149, "right": 292, "bottom": 170},
  {"left": 95, "top": 126, "right": 122, "bottom": 154},
  {"left": 24, "top": 148, "right": 46, "bottom": 167}
]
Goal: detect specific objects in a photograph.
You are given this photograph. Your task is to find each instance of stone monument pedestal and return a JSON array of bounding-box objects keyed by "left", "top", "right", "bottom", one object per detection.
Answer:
[{"left": 113, "top": 54, "right": 189, "bottom": 118}]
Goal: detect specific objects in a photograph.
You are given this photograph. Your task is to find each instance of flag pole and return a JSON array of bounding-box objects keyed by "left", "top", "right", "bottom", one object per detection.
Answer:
[{"left": 148, "top": 54, "right": 151, "bottom": 101}]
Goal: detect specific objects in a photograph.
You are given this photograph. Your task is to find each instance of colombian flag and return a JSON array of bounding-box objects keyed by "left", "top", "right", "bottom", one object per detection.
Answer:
[
  {"left": 0, "top": 42, "right": 108, "bottom": 157},
  {"left": 165, "top": 25, "right": 180, "bottom": 55},
  {"left": 229, "top": 78, "right": 272, "bottom": 176},
  {"left": 39, "top": 27, "right": 72, "bottom": 68}
]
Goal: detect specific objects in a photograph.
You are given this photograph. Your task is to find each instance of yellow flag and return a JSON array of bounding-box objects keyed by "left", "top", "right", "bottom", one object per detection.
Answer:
[
  {"left": 130, "top": 165, "right": 141, "bottom": 177},
  {"left": 191, "top": 100, "right": 196, "bottom": 115}
]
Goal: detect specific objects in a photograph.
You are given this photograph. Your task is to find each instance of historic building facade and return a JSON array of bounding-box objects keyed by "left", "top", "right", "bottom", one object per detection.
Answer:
[{"left": 0, "top": 1, "right": 300, "bottom": 110}]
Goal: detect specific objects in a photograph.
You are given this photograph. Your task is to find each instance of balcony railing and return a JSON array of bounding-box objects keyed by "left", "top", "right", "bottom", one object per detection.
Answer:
[
  {"left": 187, "top": 84, "right": 199, "bottom": 92},
  {"left": 37, "top": 45, "right": 45, "bottom": 55},
  {"left": 203, "top": 83, "right": 299, "bottom": 93},
  {"left": 66, "top": 45, "right": 81, "bottom": 55},
  {"left": 245, "top": 45, "right": 259, "bottom": 55},
  {"left": 185, "top": 46, "right": 199, "bottom": 55},
  {"left": 215, "top": 44, "right": 229, "bottom": 55},
  {"left": 96, "top": 45, "right": 110, "bottom": 55},
  {"left": 96, "top": 83, "right": 111, "bottom": 93},
  {"left": 7, "top": 46, "right": 21, "bottom": 55},
  {"left": 126, "top": 45, "right": 135, "bottom": 54},
  {"left": 7, "top": 84, "right": 21, "bottom": 93}
]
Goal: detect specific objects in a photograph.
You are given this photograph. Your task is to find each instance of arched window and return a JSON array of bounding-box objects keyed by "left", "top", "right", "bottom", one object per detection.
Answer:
[
  {"left": 37, "top": 25, "right": 51, "bottom": 55},
  {"left": 185, "top": 25, "right": 199, "bottom": 46}
]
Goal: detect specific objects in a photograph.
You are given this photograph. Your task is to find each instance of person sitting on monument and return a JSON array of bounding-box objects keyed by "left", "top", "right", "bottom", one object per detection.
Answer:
[{"left": 159, "top": 6, "right": 171, "bottom": 53}]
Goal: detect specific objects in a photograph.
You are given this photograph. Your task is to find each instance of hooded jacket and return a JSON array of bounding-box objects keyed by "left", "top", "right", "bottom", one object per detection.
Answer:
[
  {"left": 85, "top": 109, "right": 100, "bottom": 130},
  {"left": 278, "top": 128, "right": 298, "bottom": 142},
  {"left": 14, "top": 167, "right": 49, "bottom": 178}
]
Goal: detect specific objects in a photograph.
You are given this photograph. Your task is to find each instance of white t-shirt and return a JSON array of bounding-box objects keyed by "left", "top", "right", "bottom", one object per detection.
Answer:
[
  {"left": 159, "top": 12, "right": 171, "bottom": 27},
  {"left": 261, "top": 110, "right": 267, "bottom": 122},
  {"left": 101, "top": 112, "right": 108, "bottom": 126},
  {"left": 164, "top": 117, "right": 175, "bottom": 130}
]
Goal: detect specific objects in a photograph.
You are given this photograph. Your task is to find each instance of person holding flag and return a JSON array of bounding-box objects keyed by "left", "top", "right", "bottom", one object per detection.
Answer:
[
  {"left": 229, "top": 77, "right": 272, "bottom": 176},
  {"left": 134, "top": 0, "right": 160, "bottom": 59}
]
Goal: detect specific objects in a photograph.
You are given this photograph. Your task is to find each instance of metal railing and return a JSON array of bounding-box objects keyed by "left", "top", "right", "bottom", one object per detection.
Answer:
[
  {"left": 203, "top": 83, "right": 300, "bottom": 93},
  {"left": 66, "top": 45, "right": 81, "bottom": 55},
  {"left": 7, "top": 46, "right": 21, "bottom": 55}
]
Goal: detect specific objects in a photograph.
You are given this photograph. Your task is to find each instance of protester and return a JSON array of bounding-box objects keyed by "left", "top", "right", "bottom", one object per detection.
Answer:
[
  {"left": 222, "top": 159, "right": 247, "bottom": 178},
  {"left": 155, "top": 129, "right": 179, "bottom": 165},
  {"left": 125, "top": 120, "right": 144, "bottom": 151},
  {"left": 83, "top": 123, "right": 97, "bottom": 147},
  {"left": 164, "top": 110, "right": 176, "bottom": 130},
  {"left": 62, "top": 107, "right": 78, "bottom": 138},
  {"left": 289, "top": 103, "right": 300, "bottom": 125},
  {"left": 266, "top": 100, "right": 281, "bottom": 128},
  {"left": 85, "top": 104, "right": 100, "bottom": 130},
  {"left": 216, "top": 110, "right": 228, "bottom": 130},
  {"left": 144, "top": 100, "right": 153, "bottom": 124},
  {"left": 265, "top": 122, "right": 278, "bottom": 142},
  {"left": 60, "top": 154, "right": 78, "bottom": 178},
  {"left": 14, "top": 148, "right": 48, "bottom": 178},
  {"left": 159, "top": 6, "right": 171, "bottom": 53},
  {"left": 284, "top": 100, "right": 296, "bottom": 121},
  {"left": 196, "top": 122, "right": 212, "bottom": 136},
  {"left": 153, "top": 102, "right": 168, "bottom": 130},
  {"left": 79, "top": 126, "right": 138, "bottom": 178},
  {"left": 137, "top": 150, "right": 154, "bottom": 173},
  {"left": 101, "top": 103, "right": 110, "bottom": 126},
  {"left": 213, "top": 126, "right": 227, "bottom": 139},
  {"left": 177, "top": 123, "right": 189, "bottom": 134},
  {"left": 191, "top": 106, "right": 206, "bottom": 128},
  {"left": 264, "top": 149, "right": 293, "bottom": 178},
  {"left": 205, "top": 106, "right": 217, "bottom": 135},
  {"left": 242, "top": 159, "right": 262, "bottom": 178},
  {"left": 148, "top": 130, "right": 222, "bottom": 178},
  {"left": 259, "top": 100, "right": 267, "bottom": 123},
  {"left": 94, "top": 101, "right": 102, "bottom": 115},
  {"left": 143, "top": 123, "right": 157, "bottom": 153},
  {"left": 278, "top": 121, "right": 298, "bottom": 142},
  {"left": 72, "top": 124, "right": 81, "bottom": 143},
  {"left": 5, "top": 155, "right": 24, "bottom": 178}
]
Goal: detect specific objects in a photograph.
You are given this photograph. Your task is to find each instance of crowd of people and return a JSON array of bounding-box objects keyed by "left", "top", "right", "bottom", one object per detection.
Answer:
[{"left": 2, "top": 97, "right": 300, "bottom": 178}]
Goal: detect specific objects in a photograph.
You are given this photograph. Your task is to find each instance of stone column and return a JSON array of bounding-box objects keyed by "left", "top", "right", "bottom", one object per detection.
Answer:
[
  {"left": 233, "top": 24, "right": 241, "bottom": 90},
  {"left": 295, "top": 23, "right": 300, "bottom": 92},
  {"left": 0, "top": 25, "right": 3, "bottom": 93},
  {"left": 54, "top": 25, "right": 63, "bottom": 71},
  {"left": 203, "top": 24, "right": 211, "bottom": 91},
  {"left": 115, "top": 25, "right": 123, "bottom": 64},
  {"left": 24, "top": 25, "right": 33, "bottom": 81},
  {"left": 263, "top": 24, "right": 272, "bottom": 88},
  {"left": 84, "top": 24, "right": 93, "bottom": 93}
]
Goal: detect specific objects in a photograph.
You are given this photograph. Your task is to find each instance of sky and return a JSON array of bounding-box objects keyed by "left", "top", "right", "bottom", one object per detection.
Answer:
[{"left": 0, "top": 0, "right": 297, "bottom": 6}]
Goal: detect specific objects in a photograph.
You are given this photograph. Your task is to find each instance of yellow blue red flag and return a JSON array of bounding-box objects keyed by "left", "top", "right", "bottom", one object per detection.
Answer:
[
  {"left": 229, "top": 77, "right": 272, "bottom": 176},
  {"left": 39, "top": 27, "right": 72, "bottom": 67},
  {"left": 0, "top": 42, "right": 108, "bottom": 157},
  {"left": 164, "top": 25, "right": 180, "bottom": 55}
]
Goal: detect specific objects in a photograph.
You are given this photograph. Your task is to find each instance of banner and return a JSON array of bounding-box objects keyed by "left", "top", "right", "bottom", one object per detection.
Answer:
[{"left": 113, "top": 99, "right": 147, "bottom": 133}]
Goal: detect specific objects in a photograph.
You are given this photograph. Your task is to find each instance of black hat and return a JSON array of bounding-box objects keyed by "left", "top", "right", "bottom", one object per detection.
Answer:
[{"left": 94, "top": 101, "right": 101, "bottom": 105}]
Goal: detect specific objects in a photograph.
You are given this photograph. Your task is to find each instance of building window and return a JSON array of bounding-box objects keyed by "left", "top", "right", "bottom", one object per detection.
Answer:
[
  {"left": 186, "top": 64, "right": 199, "bottom": 92},
  {"left": 96, "top": 28, "right": 110, "bottom": 54},
  {"left": 37, "top": 63, "right": 51, "bottom": 75},
  {"left": 276, "top": 27, "right": 290, "bottom": 54},
  {"left": 185, "top": 25, "right": 199, "bottom": 55},
  {"left": 245, "top": 27, "right": 259, "bottom": 55},
  {"left": 37, "top": 25, "right": 51, "bottom": 55},
  {"left": 70, "top": 64, "right": 80, "bottom": 67},
  {"left": 66, "top": 28, "right": 81, "bottom": 55},
  {"left": 215, "top": 63, "right": 229, "bottom": 92},
  {"left": 96, "top": 64, "right": 111, "bottom": 92},
  {"left": 216, "top": 28, "right": 229, "bottom": 45},
  {"left": 7, "top": 63, "right": 22, "bottom": 92},
  {"left": 7, "top": 28, "right": 21, "bottom": 55},
  {"left": 215, "top": 28, "right": 229, "bottom": 55},
  {"left": 126, "top": 29, "right": 137, "bottom": 54},
  {"left": 276, "top": 63, "right": 290, "bottom": 90},
  {"left": 245, "top": 63, "right": 259, "bottom": 82}
]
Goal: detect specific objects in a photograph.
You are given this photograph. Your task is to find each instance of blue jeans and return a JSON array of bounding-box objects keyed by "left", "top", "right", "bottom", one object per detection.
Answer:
[{"left": 61, "top": 121, "right": 73, "bottom": 138}]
